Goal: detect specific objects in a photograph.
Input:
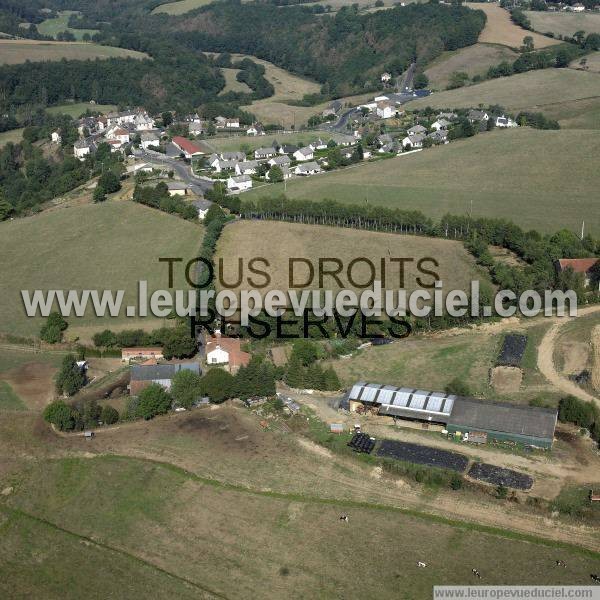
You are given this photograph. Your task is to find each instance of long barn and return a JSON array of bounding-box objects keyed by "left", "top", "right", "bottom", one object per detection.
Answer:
[{"left": 347, "top": 382, "right": 557, "bottom": 449}]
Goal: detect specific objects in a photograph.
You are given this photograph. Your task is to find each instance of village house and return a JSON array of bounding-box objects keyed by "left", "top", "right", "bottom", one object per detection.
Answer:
[
  {"left": 310, "top": 138, "right": 328, "bottom": 151},
  {"left": 294, "top": 161, "right": 321, "bottom": 176},
  {"left": 76, "top": 117, "right": 97, "bottom": 137},
  {"left": 431, "top": 118, "right": 451, "bottom": 131},
  {"left": 73, "top": 137, "right": 96, "bottom": 160},
  {"left": 205, "top": 332, "right": 251, "bottom": 374},
  {"left": 376, "top": 101, "right": 395, "bottom": 119},
  {"left": 129, "top": 361, "right": 200, "bottom": 395},
  {"left": 407, "top": 124, "right": 427, "bottom": 136},
  {"left": 322, "top": 100, "right": 342, "bottom": 118},
  {"left": 193, "top": 198, "right": 212, "bottom": 220},
  {"left": 211, "top": 159, "right": 238, "bottom": 173},
  {"left": 428, "top": 130, "right": 449, "bottom": 145},
  {"left": 172, "top": 136, "right": 205, "bottom": 159},
  {"left": 235, "top": 160, "right": 259, "bottom": 176},
  {"left": 268, "top": 155, "right": 291, "bottom": 167},
  {"left": 167, "top": 182, "right": 188, "bottom": 196},
  {"left": 189, "top": 121, "right": 206, "bottom": 136},
  {"left": 495, "top": 115, "right": 518, "bottom": 128},
  {"left": 381, "top": 72, "right": 392, "bottom": 85},
  {"left": 227, "top": 174, "right": 253, "bottom": 191},
  {"left": 468, "top": 109, "right": 489, "bottom": 123},
  {"left": 266, "top": 165, "right": 292, "bottom": 180},
  {"left": 107, "top": 109, "right": 137, "bottom": 127},
  {"left": 293, "top": 146, "right": 314, "bottom": 162},
  {"left": 221, "top": 151, "right": 246, "bottom": 162},
  {"left": 96, "top": 116, "right": 107, "bottom": 131},
  {"left": 555, "top": 258, "right": 599, "bottom": 289},
  {"left": 134, "top": 112, "right": 155, "bottom": 131},
  {"left": 279, "top": 144, "right": 298, "bottom": 155},
  {"left": 106, "top": 126, "right": 130, "bottom": 144},
  {"left": 107, "top": 139, "right": 125, "bottom": 153},
  {"left": 254, "top": 147, "right": 277, "bottom": 160},
  {"left": 402, "top": 133, "right": 425, "bottom": 149},
  {"left": 140, "top": 131, "right": 161, "bottom": 150},
  {"left": 51, "top": 130, "right": 61, "bottom": 144},
  {"left": 246, "top": 123, "right": 265, "bottom": 136},
  {"left": 121, "top": 347, "right": 164, "bottom": 362}
]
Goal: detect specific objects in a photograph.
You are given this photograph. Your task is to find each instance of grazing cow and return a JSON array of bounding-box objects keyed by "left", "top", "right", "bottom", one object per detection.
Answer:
[
  {"left": 556, "top": 560, "right": 567, "bottom": 568},
  {"left": 591, "top": 574, "right": 600, "bottom": 583},
  {"left": 472, "top": 569, "right": 481, "bottom": 579},
  {"left": 417, "top": 562, "right": 427, "bottom": 568},
  {"left": 339, "top": 514, "right": 349, "bottom": 523}
]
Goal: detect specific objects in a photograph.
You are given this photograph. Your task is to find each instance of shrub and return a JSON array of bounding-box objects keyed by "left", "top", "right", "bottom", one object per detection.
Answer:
[
  {"left": 136, "top": 384, "right": 172, "bottom": 420},
  {"left": 43, "top": 400, "right": 76, "bottom": 431},
  {"left": 101, "top": 405, "right": 119, "bottom": 425}
]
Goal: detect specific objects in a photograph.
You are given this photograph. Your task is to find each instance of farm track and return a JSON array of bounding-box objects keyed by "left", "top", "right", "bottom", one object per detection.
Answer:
[{"left": 537, "top": 304, "right": 600, "bottom": 407}]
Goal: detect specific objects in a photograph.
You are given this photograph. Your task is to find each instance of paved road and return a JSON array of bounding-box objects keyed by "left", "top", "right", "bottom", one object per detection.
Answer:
[
  {"left": 396, "top": 62, "right": 416, "bottom": 93},
  {"left": 133, "top": 147, "right": 214, "bottom": 195}
]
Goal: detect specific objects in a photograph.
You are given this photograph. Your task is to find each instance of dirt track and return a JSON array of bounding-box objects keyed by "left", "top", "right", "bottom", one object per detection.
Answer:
[{"left": 537, "top": 305, "right": 600, "bottom": 407}]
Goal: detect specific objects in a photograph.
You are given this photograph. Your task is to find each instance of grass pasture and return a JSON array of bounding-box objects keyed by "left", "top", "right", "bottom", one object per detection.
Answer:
[
  {"left": 0, "top": 202, "right": 202, "bottom": 338},
  {"left": 425, "top": 43, "right": 519, "bottom": 90},
  {"left": 37, "top": 11, "right": 98, "bottom": 40},
  {"left": 219, "top": 68, "right": 252, "bottom": 94},
  {"left": 0, "top": 128, "right": 24, "bottom": 148},
  {"left": 408, "top": 68, "right": 600, "bottom": 115},
  {"left": 1, "top": 454, "right": 598, "bottom": 599},
  {"left": 572, "top": 50, "right": 600, "bottom": 72},
  {"left": 0, "top": 39, "right": 149, "bottom": 65},
  {"left": 151, "top": 0, "right": 215, "bottom": 15},
  {"left": 45, "top": 102, "right": 117, "bottom": 118},
  {"left": 245, "top": 128, "right": 600, "bottom": 235},
  {"left": 469, "top": 3, "right": 560, "bottom": 48},
  {"left": 525, "top": 10, "right": 600, "bottom": 38},
  {"left": 215, "top": 220, "right": 492, "bottom": 301}
]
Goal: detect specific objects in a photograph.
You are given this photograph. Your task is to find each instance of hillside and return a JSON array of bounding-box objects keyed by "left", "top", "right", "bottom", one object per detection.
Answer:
[
  {"left": 244, "top": 128, "right": 600, "bottom": 235},
  {"left": 174, "top": 2, "right": 486, "bottom": 96},
  {"left": 408, "top": 68, "right": 600, "bottom": 127},
  {"left": 0, "top": 202, "right": 202, "bottom": 338},
  {"left": 0, "top": 39, "right": 149, "bottom": 65},
  {"left": 525, "top": 10, "right": 600, "bottom": 38},
  {"left": 469, "top": 3, "right": 560, "bottom": 48}
]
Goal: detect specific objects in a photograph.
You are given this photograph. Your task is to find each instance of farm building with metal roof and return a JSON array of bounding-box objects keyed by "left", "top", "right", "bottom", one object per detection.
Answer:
[{"left": 347, "top": 382, "right": 557, "bottom": 448}]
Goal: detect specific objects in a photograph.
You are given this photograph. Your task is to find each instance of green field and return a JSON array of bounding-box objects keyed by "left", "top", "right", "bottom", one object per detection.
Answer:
[
  {"left": 219, "top": 68, "right": 252, "bottom": 94},
  {"left": 525, "top": 10, "right": 600, "bottom": 38},
  {"left": 0, "top": 381, "right": 26, "bottom": 411},
  {"left": 0, "top": 40, "right": 148, "bottom": 65},
  {"left": 0, "top": 202, "right": 202, "bottom": 337},
  {"left": 425, "top": 43, "right": 519, "bottom": 90},
  {"left": 37, "top": 11, "right": 98, "bottom": 40},
  {"left": 0, "top": 128, "right": 24, "bottom": 148},
  {"left": 1, "top": 454, "right": 598, "bottom": 598},
  {"left": 151, "top": 0, "right": 215, "bottom": 15},
  {"left": 408, "top": 68, "right": 600, "bottom": 120},
  {"left": 46, "top": 102, "right": 117, "bottom": 118},
  {"left": 244, "top": 128, "right": 600, "bottom": 236}
]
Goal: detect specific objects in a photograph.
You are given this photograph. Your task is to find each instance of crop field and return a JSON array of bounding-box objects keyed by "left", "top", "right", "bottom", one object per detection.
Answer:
[
  {"left": 37, "top": 11, "right": 98, "bottom": 40},
  {"left": 206, "top": 131, "right": 352, "bottom": 152},
  {"left": 0, "top": 40, "right": 148, "bottom": 65},
  {"left": 468, "top": 3, "right": 560, "bottom": 48},
  {"left": 0, "top": 128, "right": 23, "bottom": 148},
  {"left": 425, "top": 43, "right": 519, "bottom": 90},
  {"left": 0, "top": 202, "right": 202, "bottom": 338},
  {"left": 1, "top": 451, "right": 598, "bottom": 598},
  {"left": 46, "top": 102, "right": 117, "bottom": 117},
  {"left": 219, "top": 68, "right": 252, "bottom": 94},
  {"left": 468, "top": 463, "right": 533, "bottom": 491},
  {"left": 525, "top": 10, "right": 600, "bottom": 38},
  {"left": 245, "top": 129, "right": 600, "bottom": 236},
  {"left": 215, "top": 220, "right": 493, "bottom": 301},
  {"left": 151, "top": 0, "right": 215, "bottom": 15},
  {"left": 408, "top": 68, "right": 600, "bottom": 118}
]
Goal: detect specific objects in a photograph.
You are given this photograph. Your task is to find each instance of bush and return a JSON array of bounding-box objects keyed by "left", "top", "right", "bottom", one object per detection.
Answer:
[
  {"left": 43, "top": 400, "right": 76, "bottom": 431},
  {"left": 444, "top": 378, "right": 471, "bottom": 396},
  {"left": 136, "top": 384, "right": 172, "bottom": 420},
  {"left": 40, "top": 312, "right": 68, "bottom": 344},
  {"left": 55, "top": 354, "right": 86, "bottom": 396},
  {"left": 496, "top": 485, "right": 508, "bottom": 499},
  {"left": 171, "top": 369, "right": 203, "bottom": 409},
  {"left": 101, "top": 405, "right": 119, "bottom": 425}
]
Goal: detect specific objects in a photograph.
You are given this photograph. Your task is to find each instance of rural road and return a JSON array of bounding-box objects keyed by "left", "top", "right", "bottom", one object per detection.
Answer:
[{"left": 537, "top": 304, "right": 600, "bottom": 406}]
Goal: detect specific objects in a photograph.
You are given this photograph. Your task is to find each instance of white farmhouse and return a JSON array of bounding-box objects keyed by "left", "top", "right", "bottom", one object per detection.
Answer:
[
  {"left": 293, "top": 146, "right": 314, "bottom": 161},
  {"left": 227, "top": 174, "right": 253, "bottom": 191}
]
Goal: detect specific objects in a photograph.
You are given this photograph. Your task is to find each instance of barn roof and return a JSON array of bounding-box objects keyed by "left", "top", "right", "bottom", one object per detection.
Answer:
[
  {"left": 447, "top": 397, "right": 557, "bottom": 441},
  {"left": 131, "top": 362, "right": 200, "bottom": 381}
]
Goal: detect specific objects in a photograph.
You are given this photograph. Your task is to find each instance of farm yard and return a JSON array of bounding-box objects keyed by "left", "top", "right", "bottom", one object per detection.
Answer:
[
  {"left": 468, "top": 3, "right": 560, "bottom": 48},
  {"left": 425, "top": 43, "right": 519, "bottom": 90},
  {"left": 0, "top": 39, "right": 149, "bottom": 65},
  {"left": 525, "top": 10, "right": 600, "bottom": 38},
  {"left": 245, "top": 128, "right": 600, "bottom": 236},
  {"left": 0, "top": 202, "right": 202, "bottom": 338}
]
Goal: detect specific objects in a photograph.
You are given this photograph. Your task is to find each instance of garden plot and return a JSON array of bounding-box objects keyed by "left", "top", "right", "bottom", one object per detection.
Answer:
[
  {"left": 468, "top": 463, "right": 533, "bottom": 490},
  {"left": 376, "top": 440, "right": 469, "bottom": 473}
]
